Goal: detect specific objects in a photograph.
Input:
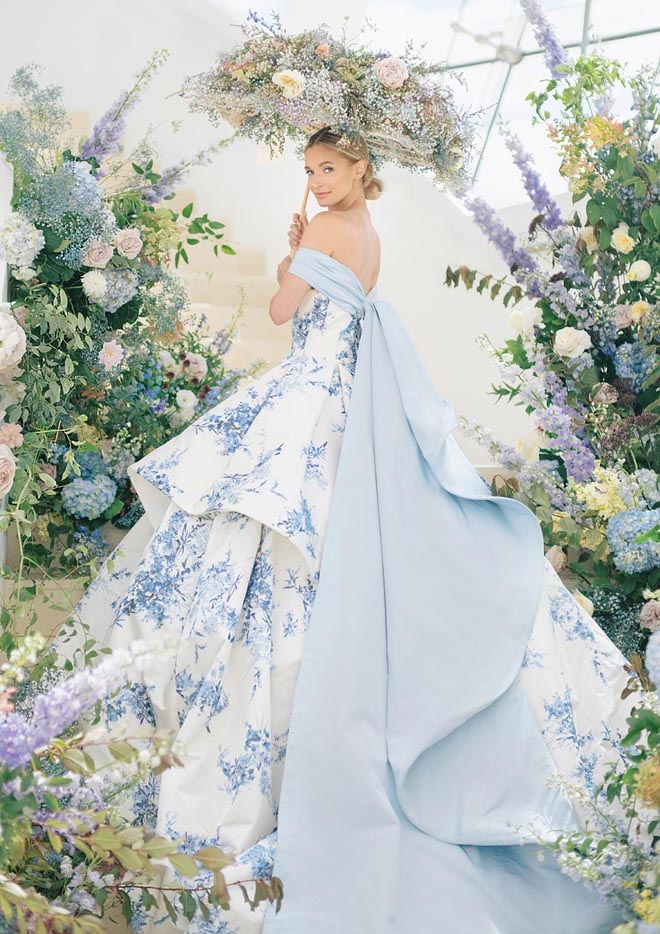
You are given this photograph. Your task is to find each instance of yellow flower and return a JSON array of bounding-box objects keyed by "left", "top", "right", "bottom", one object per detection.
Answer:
[
  {"left": 635, "top": 756, "right": 660, "bottom": 809},
  {"left": 584, "top": 115, "right": 626, "bottom": 148},
  {"left": 611, "top": 222, "right": 635, "bottom": 254},
  {"left": 630, "top": 300, "right": 651, "bottom": 323},
  {"left": 572, "top": 466, "right": 627, "bottom": 519},
  {"left": 633, "top": 886, "right": 660, "bottom": 923}
]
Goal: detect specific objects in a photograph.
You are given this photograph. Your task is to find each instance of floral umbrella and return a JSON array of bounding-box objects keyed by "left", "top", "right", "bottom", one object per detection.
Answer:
[{"left": 179, "top": 10, "right": 477, "bottom": 251}]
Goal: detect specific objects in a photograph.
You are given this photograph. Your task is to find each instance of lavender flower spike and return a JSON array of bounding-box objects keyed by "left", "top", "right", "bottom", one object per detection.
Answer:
[
  {"left": 499, "top": 122, "right": 564, "bottom": 230},
  {"left": 464, "top": 195, "right": 538, "bottom": 272},
  {"left": 520, "top": 0, "right": 571, "bottom": 79},
  {"left": 0, "top": 641, "right": 159, "bottom": 770}
]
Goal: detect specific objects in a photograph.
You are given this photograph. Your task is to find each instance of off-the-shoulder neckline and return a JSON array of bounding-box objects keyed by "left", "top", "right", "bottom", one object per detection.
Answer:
[{"left": 293, "top": 246, "right": 378, "bottom": 297}]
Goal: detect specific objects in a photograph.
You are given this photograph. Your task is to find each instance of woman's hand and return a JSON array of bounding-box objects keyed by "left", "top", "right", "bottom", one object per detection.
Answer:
[
  {"left": 277, "top": 255, "right": 292, "bottom": 285},
  {"left": 287, "top": 211, "right": 308, "bottom": 252}
]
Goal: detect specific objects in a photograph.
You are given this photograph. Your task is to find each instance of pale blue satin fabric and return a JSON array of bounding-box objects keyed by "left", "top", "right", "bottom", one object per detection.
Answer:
[{"left": 264, "top": 248, "right": 619, "bottom": 933}]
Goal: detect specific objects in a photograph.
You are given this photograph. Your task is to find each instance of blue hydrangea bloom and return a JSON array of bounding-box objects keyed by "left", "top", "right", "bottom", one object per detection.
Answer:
[{"left": 606, "top": 507, "right": 660, "bottom": 574}]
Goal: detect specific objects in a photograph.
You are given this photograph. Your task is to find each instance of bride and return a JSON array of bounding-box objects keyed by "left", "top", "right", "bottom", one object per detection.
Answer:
[{"left": 69, "top": 125, "right": 633, "bottom": 933}]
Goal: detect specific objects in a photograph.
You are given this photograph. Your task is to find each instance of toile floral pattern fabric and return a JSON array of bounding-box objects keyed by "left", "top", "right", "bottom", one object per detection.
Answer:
[{"left": 67, "top": 249, "right": 634, "bottom": 933}]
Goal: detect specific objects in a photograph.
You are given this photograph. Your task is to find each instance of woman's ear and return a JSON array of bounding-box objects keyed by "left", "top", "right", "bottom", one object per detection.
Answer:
[{"left": 356, "top": 158, "right": 367, "bottom": 179}]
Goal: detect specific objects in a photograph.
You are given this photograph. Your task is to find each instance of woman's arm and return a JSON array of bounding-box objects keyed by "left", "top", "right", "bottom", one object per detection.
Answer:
[{"left": 269, "top": 212, "right": 340, "bottom": 326}]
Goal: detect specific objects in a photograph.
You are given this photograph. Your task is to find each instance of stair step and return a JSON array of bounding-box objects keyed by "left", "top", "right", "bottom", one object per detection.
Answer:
[
  {"left": 181, "top": 271, "right": 276, "bottom": 307},
  {"left": 188, "top": 302, "right": 291, "bottom": 346}
]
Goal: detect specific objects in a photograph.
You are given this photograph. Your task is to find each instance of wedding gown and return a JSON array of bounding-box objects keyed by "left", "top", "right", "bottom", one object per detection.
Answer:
[{"left": 67, "top": 246, "right": 634, "bottom": 933}]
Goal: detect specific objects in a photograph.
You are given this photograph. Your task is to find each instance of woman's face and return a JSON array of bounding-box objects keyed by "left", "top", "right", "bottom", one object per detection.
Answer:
[{"left": 304, "top": 143, "right": 367, "bottom": 207}]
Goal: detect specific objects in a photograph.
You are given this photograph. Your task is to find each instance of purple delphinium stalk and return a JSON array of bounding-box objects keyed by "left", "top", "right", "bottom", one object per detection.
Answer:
[
  {"left": 0, "top": 646, "right": 147, "bottom": 769},
  {"left": 499, "top": 123, "right": 564, "bottom": 230},
  {"left": 80, "top": 52, "right": 169, "bottom": 167},
  {"left": 465, "top": 196, "right": 538, "bottom": 273},
  {"left": 519, "top": 0, "right": 571, "bottom": 80}
]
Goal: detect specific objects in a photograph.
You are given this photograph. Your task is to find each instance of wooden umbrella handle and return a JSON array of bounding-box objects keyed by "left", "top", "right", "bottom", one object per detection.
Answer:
[{"left": 289, "top": 184, "right": 311, "bottom": 260}]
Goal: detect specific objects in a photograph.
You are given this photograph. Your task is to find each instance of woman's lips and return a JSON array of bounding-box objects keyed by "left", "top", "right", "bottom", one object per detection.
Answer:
[{"left": 316, "top": 192, "right": 330, "bottom": 197}]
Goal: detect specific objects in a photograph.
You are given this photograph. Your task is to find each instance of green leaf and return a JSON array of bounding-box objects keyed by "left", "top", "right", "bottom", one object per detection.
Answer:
[
  {"left": 132, "top": 163, "right": 145, "bottom": 175},
  {"left": 179, "top": 890, "right": 197, "bottom": 922},
  {"left": 169, "top": 853, "right": 200, "bottom": 877},
  {"left": 122, "top": 891, "right": 133, "bottom": 923},
  {"left": 220, "top": 244, "right": 236, "bottom": 255},
  {"left": 182, "top": 202, "right": 194, "bottom": 219}
]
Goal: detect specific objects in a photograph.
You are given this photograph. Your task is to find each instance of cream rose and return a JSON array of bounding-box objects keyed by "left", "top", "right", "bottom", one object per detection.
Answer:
[
  {"left": 0, "top": 443, "right": 16, "bottom": 498},
  {"left": 553, "top": 326, "right": 592, "bottom": 358},
  {"left": 176, "top": 389, "right": 197, "bottom": 410},
  {"left": 611, "top": 222, "right": 634, "bottom": 254},
  {"left": 509, "top": 304, "right": 541, "bottom": 336},
  {"left": 650, "top": 130, "right": 660, "bottom": 158},
  {"left": 82, "top": 240, "right": 114, "bottom": 268},
  {"left": 626, "top": 259, "right": 652, "bottom": 282},
  {"left": 183, "top": 352, "right": 208, "bottom": 382},
  {"left": 630, "top": 300, "right": 651, "bottom": 323},
  {"left": 0, "top": 311, "right": 27, "bottom": 370},
  {"left": 580, "top": 226, "right": 598, "bottom": 253},
  {"left": 114, "top": 227, "right": 143, "bottom": 259},
  {"left": 272, "top": 69, "right": 306, "bottom": 99},
  {"left": 373, "top": 56, "right": 409, "bottom": 89},
  {"left": 515, "top": 435, "right": 540, "bottom": 462}
]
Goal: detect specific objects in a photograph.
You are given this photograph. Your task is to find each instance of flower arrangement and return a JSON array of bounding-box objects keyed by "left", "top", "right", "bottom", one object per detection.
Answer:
[
  {"left": 0, "top": 635, "right": 282, "bottom": 930},
  {"left": 0, "top": 58, "right": 259, "bottom": 608},
  {"left": 445, "top": 0, "right": 659, "bottom": 657},
  {"left": 180, "top": 9, "right": 475, "bottom": 192},
  {"left": 527, "top": 630, "right": 660, "bottom": 933}
]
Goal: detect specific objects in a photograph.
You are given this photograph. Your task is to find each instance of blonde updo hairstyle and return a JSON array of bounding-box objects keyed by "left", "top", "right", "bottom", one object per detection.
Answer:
[{"left": 305, "top": 126, "right": 384, "bottom": 201}]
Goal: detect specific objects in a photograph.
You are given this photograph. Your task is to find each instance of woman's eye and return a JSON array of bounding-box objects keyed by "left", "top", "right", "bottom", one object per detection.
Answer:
[{"left": 324, "top": 167, "right": 333, "bottom": 172}]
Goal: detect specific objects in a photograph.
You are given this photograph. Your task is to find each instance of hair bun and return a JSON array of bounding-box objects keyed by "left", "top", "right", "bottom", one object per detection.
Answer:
[{"left": 362, "top": 163, "right": 384, "bottom": 201}]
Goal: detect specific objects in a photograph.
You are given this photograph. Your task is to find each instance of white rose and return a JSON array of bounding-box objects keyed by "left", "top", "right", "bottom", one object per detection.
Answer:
[
  {"left": 176, "top": 389, "right": 197, "bottom": 410},
  {"left": 573, "top": 589, "right": 594, "bottom": 617},
  {"left": 158, "top": 350, "right": 182, "bottom": 376},
  {"left": 373, "top": 56, "right": 409, "bottom": 89},
  {"left": 553, "top": 326, "right": 592, "bottom": 358},
  {"left": 0, "top": 381, "right": 25, "bottom": 420},
  {"left": 0, "top": 443, "right": 16, "bottom": 498},
  {"left": 82, "top": 240, "right": 113, "bottom": 268},
  {"left": 272, "top": 70, "right": 306, "bottom": 99},
  {"left": 509, "top": 304, "right": 541, "bottom": 336},
  {"left": 545, "top": 544, "right": 567, "bottom": 572},
  {"left": 11, "top": 266, "right": 36, "bottom": 282},
  {"left": 0, "top": 311, "right": 27, "bottom": 370},
  {"left": 626, "top": 259, "right": 652, "bottom": 282},
  {"left": 81, "top": 269, "right": 108, "bottom": 303},
  {"left": 580, "top": 226, "right": 598, "bottom": 253},
  {"left": 611, "top": 222, "right": 635, "bottom": 254},
  {"left": 114, "top": 227, "right": 143, "bottom": 259},
  {"left": 630, "top": 300, "right": 651, "bottom": 323},
  {"left": 515, "top": 434, "right": 540, "bottom": 462},
  {"left": 649, "top": 129, "right": 660, "bottom": 158}
]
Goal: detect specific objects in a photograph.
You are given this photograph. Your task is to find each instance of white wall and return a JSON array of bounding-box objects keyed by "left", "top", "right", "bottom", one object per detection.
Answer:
[{"left": 1, "top": 0, "right": 565, "bottom": 464}]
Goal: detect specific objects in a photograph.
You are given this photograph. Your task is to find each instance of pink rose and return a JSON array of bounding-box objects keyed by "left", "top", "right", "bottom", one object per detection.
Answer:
[
  {"left": 114, "top": 227, "right": 143, "bottom": 260},
  {"left": 592, "top": 383, "right": 618, "bottom": 405},
  {"left": 613, "top": 304, "right": 633, "bottom": 329},
  {"left": 315, "top": 43, "right": 330, "bottom": 59},
  {"left": 640, "top": 600, "right": 660, "bottom": 633},
  {"left": 12, "top": 305, "right": 30, "bottom": 329},
  {"left": 98, "top": 339, "right": 125, "bottom": 370},
  {"left": 183, "top": 352, "right": 208, "bottom": 382},
  {"left": 82, "top": 240, "right": 113, "bottom": 268},
  {"left": 373, "top": 56, "right": 409, "bottom": 89},
  {"left": 0, "top": 443, "right": 16, "bottom": 497},
  {"left": 0, "top": 422, "right": 23, "bottom": 449}
]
